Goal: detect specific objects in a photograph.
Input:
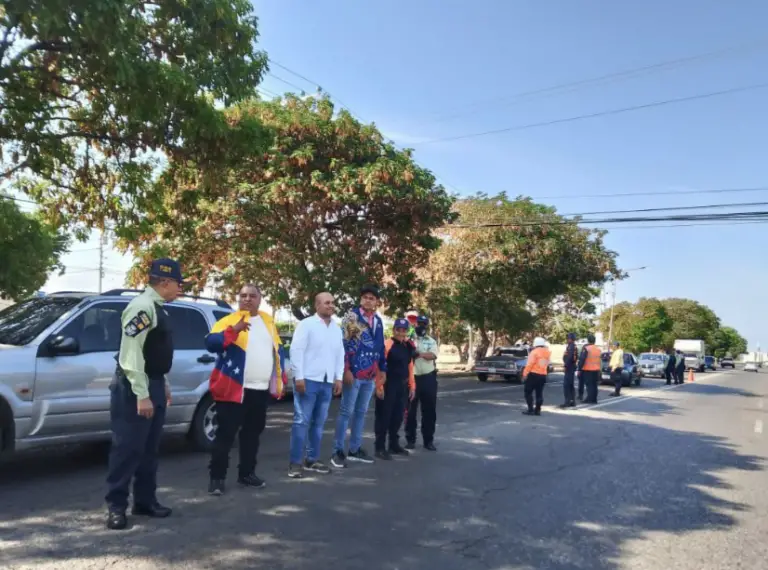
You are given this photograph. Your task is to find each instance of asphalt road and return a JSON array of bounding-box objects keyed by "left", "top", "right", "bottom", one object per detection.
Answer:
[{"left": 1, "top": 369, "right": 766, "bottom": 570}]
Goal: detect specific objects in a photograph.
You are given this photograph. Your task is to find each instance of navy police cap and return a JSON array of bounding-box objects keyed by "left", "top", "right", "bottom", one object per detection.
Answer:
[
  {"left": 417, "top": 315, "right": 429, "bottom": 325},
  {"left": 149, "top": 258, "right": 184, "bottom": 284},
  {"left": 394, "top": 318, "right": 410, "bottom": 330}
]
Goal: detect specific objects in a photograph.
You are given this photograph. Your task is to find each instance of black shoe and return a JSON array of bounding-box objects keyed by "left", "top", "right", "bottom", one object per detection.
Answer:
[
  {"left": 522, "top": 409, "right": 536, "bottom": 416},
  {"left": 375, "top": 449, "right": 392, "bottom": 460},
  {"left": 583, "top": 399, "right": 598, "bottom": 404},
  {"left": 389, "top": 445, "right": 410, "bottom": 456},
  {"left": 238, "top": 473, "right": 266, "bottom": 488},
  {"left": 303, "top": 460, "right": 331, "bottom": 474},
  {"left": 405, "top": 441, "right": 416, "bottom": 450},
  {"left": 347, "top": 448, "right": 375, "bottom": 464},
  {"left": 106, "top": 509, "right": 127, "bottom": 530},
  {"left": 666, "top": 382, "right": 671, "bottom": 385},
  {"left": 288, "top": 463, "right": 304, "bottom": 479},
  {"left": 424, "top": 442, "right": 437, "bottom": 451},
  {"left": 534, "top": 409, "right": 541, "bottom": 416},
  {"left": 330, "top": 450, "right": 347, "bottom": 469},
  {"left": 208, "top": 479, "right": 225, "bottom": 496},
  {"left": 559, "top": 402, "right": 576, "bottom": 409},
  {"left": 131, "top": 502, "right": 172, "bottom": 518},
  {"left": 609, "top": 392, "right": 620, "bottom": 398}
]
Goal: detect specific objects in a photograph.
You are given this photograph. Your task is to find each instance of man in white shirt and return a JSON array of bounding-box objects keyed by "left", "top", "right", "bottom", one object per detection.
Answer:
[
  {"left": 288, "top": 292, "right": 345, "bottom": 479},
  {"left": 206, "top": 284, "right": 285, "bottom": 495}
]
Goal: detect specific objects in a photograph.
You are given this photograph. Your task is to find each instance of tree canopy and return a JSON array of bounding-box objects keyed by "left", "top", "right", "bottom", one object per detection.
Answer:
[
  {"left": 120, "top": 95, "right": 455, "bottom": 316},
  {"left": 0, "top": 197, "right": 67, "bottom": 299},
  {"left": 2, "top": 0, "right": 268, "bottom": 237},
  {"left": 424, "top": 193, "right": 619, "bottom": 357}
]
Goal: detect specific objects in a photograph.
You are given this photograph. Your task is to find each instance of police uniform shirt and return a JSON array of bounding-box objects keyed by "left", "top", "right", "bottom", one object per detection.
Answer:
[
  {"left": 414, "top": 335, "right": 438, "bottom": 376},
  {"left": 119, "top": 287, "right": 167, "bottom": 400}
]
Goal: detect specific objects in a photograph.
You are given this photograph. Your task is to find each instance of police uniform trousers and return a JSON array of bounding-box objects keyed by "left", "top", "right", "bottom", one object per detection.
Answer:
[
  {"left": 524, "top": 372, "right": 546, "bottom": 412},
  {"left": 563, "top": 367, "right": 576, "bottom": 404},
  {"left": 581, "top": 370, "right": 599, "bottom": 403},
  {"left": 405, "top": 371, "right": 438, "bottom": 446},
  {"left": 105, "top": 372, "right": 167, "bottom": 512},
  {"left": 375, "top": 378, "right": 407, "bottom": 451},
  {"left": 611, "top": 368, "right": 623, "bottom": 395},
  {"left": 676, "top": 364, "right": 685, "bottom": 384},
  {"left": 665, "top": 367, "right": 674, "bottom": 385}
]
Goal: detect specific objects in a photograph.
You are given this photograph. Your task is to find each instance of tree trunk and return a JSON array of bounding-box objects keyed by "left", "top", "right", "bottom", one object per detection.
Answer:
[
  {"left": 459, "top": 343, "right": 469, "bottom": 363},
  {"left": 474, "top": 328, "right": 490, "bottom": 361}
]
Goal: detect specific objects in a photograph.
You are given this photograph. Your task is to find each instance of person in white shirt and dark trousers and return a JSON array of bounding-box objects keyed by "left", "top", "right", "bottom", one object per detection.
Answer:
[
  {"left": 206, "top": 284, "right": 287, "bottom": 495},
  {"left": 288, "top": 293, "right": 345, "bottom": 479}
]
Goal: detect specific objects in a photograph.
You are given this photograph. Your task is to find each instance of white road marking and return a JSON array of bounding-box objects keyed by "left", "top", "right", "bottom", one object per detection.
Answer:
[{"left": 755, "top": 420, "right": 763, "bottom": 434}]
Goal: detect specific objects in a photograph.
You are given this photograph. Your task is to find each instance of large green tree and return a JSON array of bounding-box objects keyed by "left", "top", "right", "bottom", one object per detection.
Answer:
[
  {"left": 659, "top": 298, "right": 721, "bottom": 347},
  {"left": 1, "top": 0, "right": 268, "bottom": 236},
  {"left": 425, "top": 194, "right": 619, "bottom": 359},
  {"left": 121, "top": 95, "right": 455, "bottom": 316},
  {"left": 0, "top": 197, "right": 68, "bottom": 299},
  {"left": 710, "top": 326, "right": 748, "bottom": 359}
]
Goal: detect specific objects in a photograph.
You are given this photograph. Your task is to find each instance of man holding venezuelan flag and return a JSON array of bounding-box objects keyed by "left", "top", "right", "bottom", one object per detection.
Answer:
[{"left": 205, "top": 284, "right": 286, "bottom": 496}]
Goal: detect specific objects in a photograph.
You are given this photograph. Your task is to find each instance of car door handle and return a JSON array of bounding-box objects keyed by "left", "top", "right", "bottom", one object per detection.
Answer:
[{"left": 197, "top": 354, "right": 216, "bottom": 364}]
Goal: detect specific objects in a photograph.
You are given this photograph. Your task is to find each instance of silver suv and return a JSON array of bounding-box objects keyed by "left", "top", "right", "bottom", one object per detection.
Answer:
[{"left": 0, "top": 289, "right": 236, "bottom": 458}]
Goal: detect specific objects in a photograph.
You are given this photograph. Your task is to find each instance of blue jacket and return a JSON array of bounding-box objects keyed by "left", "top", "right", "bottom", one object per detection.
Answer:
[{"left": 343, "top": 307, "right": 387, "bottom": 380}]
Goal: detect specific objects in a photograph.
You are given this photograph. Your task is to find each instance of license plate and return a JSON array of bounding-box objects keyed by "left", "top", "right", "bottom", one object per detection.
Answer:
[
  {"left": 602, "top": 373, "right": 610, "bottom": 380},
  {"left": 488, "top": 368, "right": 496, "bottom": 374}
]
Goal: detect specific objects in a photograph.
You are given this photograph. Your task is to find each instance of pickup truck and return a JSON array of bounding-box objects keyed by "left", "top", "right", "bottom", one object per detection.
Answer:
[{"left": 473, "top": 346, "right": 554, "bottom": 383}]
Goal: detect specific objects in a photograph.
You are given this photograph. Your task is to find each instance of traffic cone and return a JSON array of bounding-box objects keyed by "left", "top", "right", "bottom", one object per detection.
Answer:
[{"left": 688, "top": 369, "right": 694, "bottom": 383}]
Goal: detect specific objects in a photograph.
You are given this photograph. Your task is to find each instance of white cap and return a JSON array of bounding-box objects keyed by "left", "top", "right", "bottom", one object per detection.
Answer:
[{"left": 533, "top": 336, "right": 547, "bottom": 348}]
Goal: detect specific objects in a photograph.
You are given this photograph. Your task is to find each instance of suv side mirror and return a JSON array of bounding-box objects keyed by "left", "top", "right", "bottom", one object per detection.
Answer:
[{"left": 48, "top": 335, "right": 79, "bottom": 355}]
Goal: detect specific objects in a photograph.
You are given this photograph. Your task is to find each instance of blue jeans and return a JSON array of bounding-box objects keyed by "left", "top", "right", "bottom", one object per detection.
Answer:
[
  {"left": 289, "top": 380, "right": 333, "bottom": 465},
  {"left": 333, "top": 379, "right": 376, "bottom": 453}
]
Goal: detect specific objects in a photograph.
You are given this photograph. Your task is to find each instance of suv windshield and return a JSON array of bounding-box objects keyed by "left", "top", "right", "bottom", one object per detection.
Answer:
[
  {"left": 640, "top": 353, "right": 663, "bottom": 361},
  {"left": 0, "top": 297, "right": 82, "bottom": 346},
  {"left": 498, "top": 348, "right": 528, "bottom": 359}
]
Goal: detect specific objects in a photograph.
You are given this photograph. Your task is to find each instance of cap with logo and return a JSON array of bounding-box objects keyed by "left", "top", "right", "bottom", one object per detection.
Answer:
[
  {"left": 149, "top": 258, "right": 184, "bottom": 284},
  {"left": 394, "top": 318, "right": 410, "bottom": 330},
  {"left": 360, "top": 284, "right": 381, "bottom": 299},
  {"left": 416, "top": 315, "right": 429, "bottom": 325}
]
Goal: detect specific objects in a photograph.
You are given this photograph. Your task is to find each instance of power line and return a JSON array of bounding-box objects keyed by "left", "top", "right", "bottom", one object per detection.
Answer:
[
  {"left": 426, "top": 38, "right": 768, "bottom": 124},
  {"left": 527, "top": 185, "right": 768, "bottom": 200},
  {"left": 560, "top": 200, "right": 768, "bottom": 218},
  {"left": 416, "top": 82, "right": 768, "bottom": 145},
  {"left": 266, "top": 72, "right": 309, "bottom": 94}
]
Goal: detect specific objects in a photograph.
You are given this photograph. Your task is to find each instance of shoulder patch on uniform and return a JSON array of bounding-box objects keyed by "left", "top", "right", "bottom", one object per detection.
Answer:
[{"left": 124, "top": 310, "right": 152, "bottom": 337}]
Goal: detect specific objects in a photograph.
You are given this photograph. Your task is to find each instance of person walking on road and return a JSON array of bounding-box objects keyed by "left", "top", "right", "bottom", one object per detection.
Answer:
[
  {"left": 675, "top": 350, "right": 686, "bottom": 384},
  {"left": 105, "top": 258, "right": 182, "bottom": 530},
  {"left": 577, "top": 334, "right": 602, "bottom": 404},
  {"left": 405, "top": 315, "right": 439, "bottom": 451},
  {"left": 522, "top": 337, "right": 551, "bottom": 416},
  {"left": 665, "top": 349, "right": 677, "bottom": 385},
  {"left": 206, "top": 284, "right": 286, "bottom": 496},
  {"left": 609, "top": 341, "right": 625, "bottom": 397},
  {"left": 289, "top": 293, "right": 345, "bottom": 478},
  {"left": 560, "top": 333, "right": 578, "bottom": 408},
  {"left": 330, "top": 285, "right": 387, "bottom": 468},
  {"left": 374, "top": 319, "right": 416, "bottom": 460}
]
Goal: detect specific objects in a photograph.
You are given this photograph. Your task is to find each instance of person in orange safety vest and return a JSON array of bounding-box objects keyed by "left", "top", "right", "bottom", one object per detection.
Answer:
[
  {"left": 577, "top": 333, "right": 602, "bottom": 404},
  {"left": 522, "top": 337, "right": 551, "bottom": 416}
]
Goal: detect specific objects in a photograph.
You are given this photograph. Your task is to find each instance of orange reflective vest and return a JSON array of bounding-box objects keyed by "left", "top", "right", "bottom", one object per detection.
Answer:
[
  {"left": 582, "top": 345, "right": 602, "bottom": 371},
  {"left": 524, "top": 347, "right": 551, "bottom": 376}
]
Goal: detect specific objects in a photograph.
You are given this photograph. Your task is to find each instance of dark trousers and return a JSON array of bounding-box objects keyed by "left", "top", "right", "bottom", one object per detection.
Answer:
[
  {"left": 375, "top": 379, "right": 406, "bottom": 451},
  {"left": 577, "top": 370, "right": 586, "bottom": 399},
  {"left": 406, "top": 371, "right": 438, "bottom": 445},
  {"left": 612, "top": 368, "right": 623, "bottom": 395},
  {"left": 676, "top": 366, "right": 685, "bottom": 384},
  {"left": 580, "top": 370, "right": 599, "bottom": 403},
  {"left": 524, "top": 372, "right": 546, "bottom": 412},
  {"left": 665, "top": 368, "right": 674, "bottom": 384},
  {"left": 209, "top": 388, "right": 269, "bottom": 480},
  {"left": 563, "top": 368, "right": 576, "bottom": 404},
  {"left": 105, "top": 373, "right": 166, "bottom": 512}
]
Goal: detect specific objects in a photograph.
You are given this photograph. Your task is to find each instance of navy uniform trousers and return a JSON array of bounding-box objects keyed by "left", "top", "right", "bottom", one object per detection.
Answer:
[{"left": 105, "top": 372, "right": 167, "bottom": 512}]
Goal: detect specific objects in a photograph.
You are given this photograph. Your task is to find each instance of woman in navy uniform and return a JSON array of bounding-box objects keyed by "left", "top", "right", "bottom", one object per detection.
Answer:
[{"left": 105, "top": 258, "right": 182, "bottom": 530}]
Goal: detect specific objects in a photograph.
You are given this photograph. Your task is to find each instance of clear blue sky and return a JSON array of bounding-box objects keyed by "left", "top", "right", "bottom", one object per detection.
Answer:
[{"left": 247, "top": 0, "right": 768, "bottom": 350}]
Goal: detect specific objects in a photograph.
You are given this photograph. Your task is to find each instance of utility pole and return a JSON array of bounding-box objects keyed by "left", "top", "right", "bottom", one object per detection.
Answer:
[
  {"left": 607, "top": 280, "right": 616, "bottom": 348},
  {"left": 98, "top": 231, "right": 106, "bottom": 293}
]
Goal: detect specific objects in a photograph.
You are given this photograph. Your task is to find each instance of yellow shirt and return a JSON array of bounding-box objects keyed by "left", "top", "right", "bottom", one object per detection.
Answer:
[{"left": 609, "top": 349, "right": 624, "bottom": 370}]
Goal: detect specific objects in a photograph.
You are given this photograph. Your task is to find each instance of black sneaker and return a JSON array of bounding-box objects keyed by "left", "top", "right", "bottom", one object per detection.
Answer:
[
  {"left": 375, "top": 449, "right": 392, "bottom": 460},
  {"left": 208, "top": 479, "right": 225, "bottom": 496},
  {"left": 288, "top": 463, "right": 304, "bottom": 479},
  {"left": 106, "top": 509, "right": 127, "bottom": 530},
  {"left": 522, "top": 409, "right": 536, "bottom": 416},
  {"left": 424, "top": 442, "right": 437, "bottom": 451},
  {"left": 405, "top": 441, "right": 416, "bottom": 450},
  {"left": 389, "top": 445, "right": 410, "bottom": 457},
  {"left": 304, "top": 460, "right": 331, "bottom": 474},
  {"left": 238, "top": 474, "right": 266, "bottom": 488},
  {"left": 330, "top": 450, "right": 347, "bottom": 468},
  {"left": 347, "top": 448, "right": 375, "bottom": 464}
]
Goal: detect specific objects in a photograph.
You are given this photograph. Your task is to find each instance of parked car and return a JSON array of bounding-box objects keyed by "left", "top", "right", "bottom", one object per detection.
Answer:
[
  {"left": 744, "top": 362, "right": 759, "bottom": 373},
  {"left": 720, "top": 357, "right": 735, "bottom": 369},
  {"left": 704, "top": 356, "right": 716, "bottom": 371},
  {"left": 0, "top": 288, "right": 253, "bottom": 458},
  {"left": 638, "top": 352, "right": 668, "bottom": 378},
  {"left": 600, "top": 351, "right": 642, "bottom": 387},
  {"left": 473, "top": 345, "right": 554, "bottom": 383},
  {"left": 280, "top": 334, "right": 295, "bottom": 394}
]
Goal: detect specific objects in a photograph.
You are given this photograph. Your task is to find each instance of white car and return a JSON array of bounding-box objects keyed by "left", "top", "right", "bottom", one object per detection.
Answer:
[{"left": 744, "top": 362, "right": 759, "bottom": 372}]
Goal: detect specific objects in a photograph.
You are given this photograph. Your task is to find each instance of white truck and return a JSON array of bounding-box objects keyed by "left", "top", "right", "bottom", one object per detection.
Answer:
[{"left": 674, "top": 339, "right": 706, "bottom": 372}]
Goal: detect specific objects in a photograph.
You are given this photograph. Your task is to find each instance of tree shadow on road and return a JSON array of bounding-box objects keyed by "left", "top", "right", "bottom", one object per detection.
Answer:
[{"left": 0, "top": 394, "right": 763, "bottom": 570}]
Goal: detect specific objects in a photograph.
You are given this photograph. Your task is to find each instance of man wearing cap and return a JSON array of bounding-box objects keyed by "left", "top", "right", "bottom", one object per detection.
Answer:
[
  {"left": 577, "top": 334, "right": 601, "bottom": 404},
  {"left": 405, "top": 310, "right": 419, "bottom": 341},
  {"left": 609, "top": 341, "right": 625, "bottom": 397},
  {"left": 405, "top": 315, "right": 439, "bottom": 451},
  {"left": 331, "top": 284, "right": 387, "bottom": 468},
  {"left": 560, "top": 332, "right": 579, "bottom": 409},
  {"left": 105, "top": 258, "right": 183, "bottom": 530}
]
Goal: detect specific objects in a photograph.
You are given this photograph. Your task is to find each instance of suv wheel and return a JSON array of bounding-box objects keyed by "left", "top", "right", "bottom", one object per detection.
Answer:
[
  {"left": 0, "top": 400, "right": 14, "bottom": 460},
  {"left": 190, "top": 394, "right": 217, "bottom": 452},
  {"left": 477, "top": 373, "right": 488, "bottom": 382}
]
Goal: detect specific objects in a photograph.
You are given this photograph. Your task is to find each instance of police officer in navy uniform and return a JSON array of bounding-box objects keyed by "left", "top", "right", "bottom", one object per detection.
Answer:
[{"left": 105, "top": 258, "right": 183, "bottom": 530}]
